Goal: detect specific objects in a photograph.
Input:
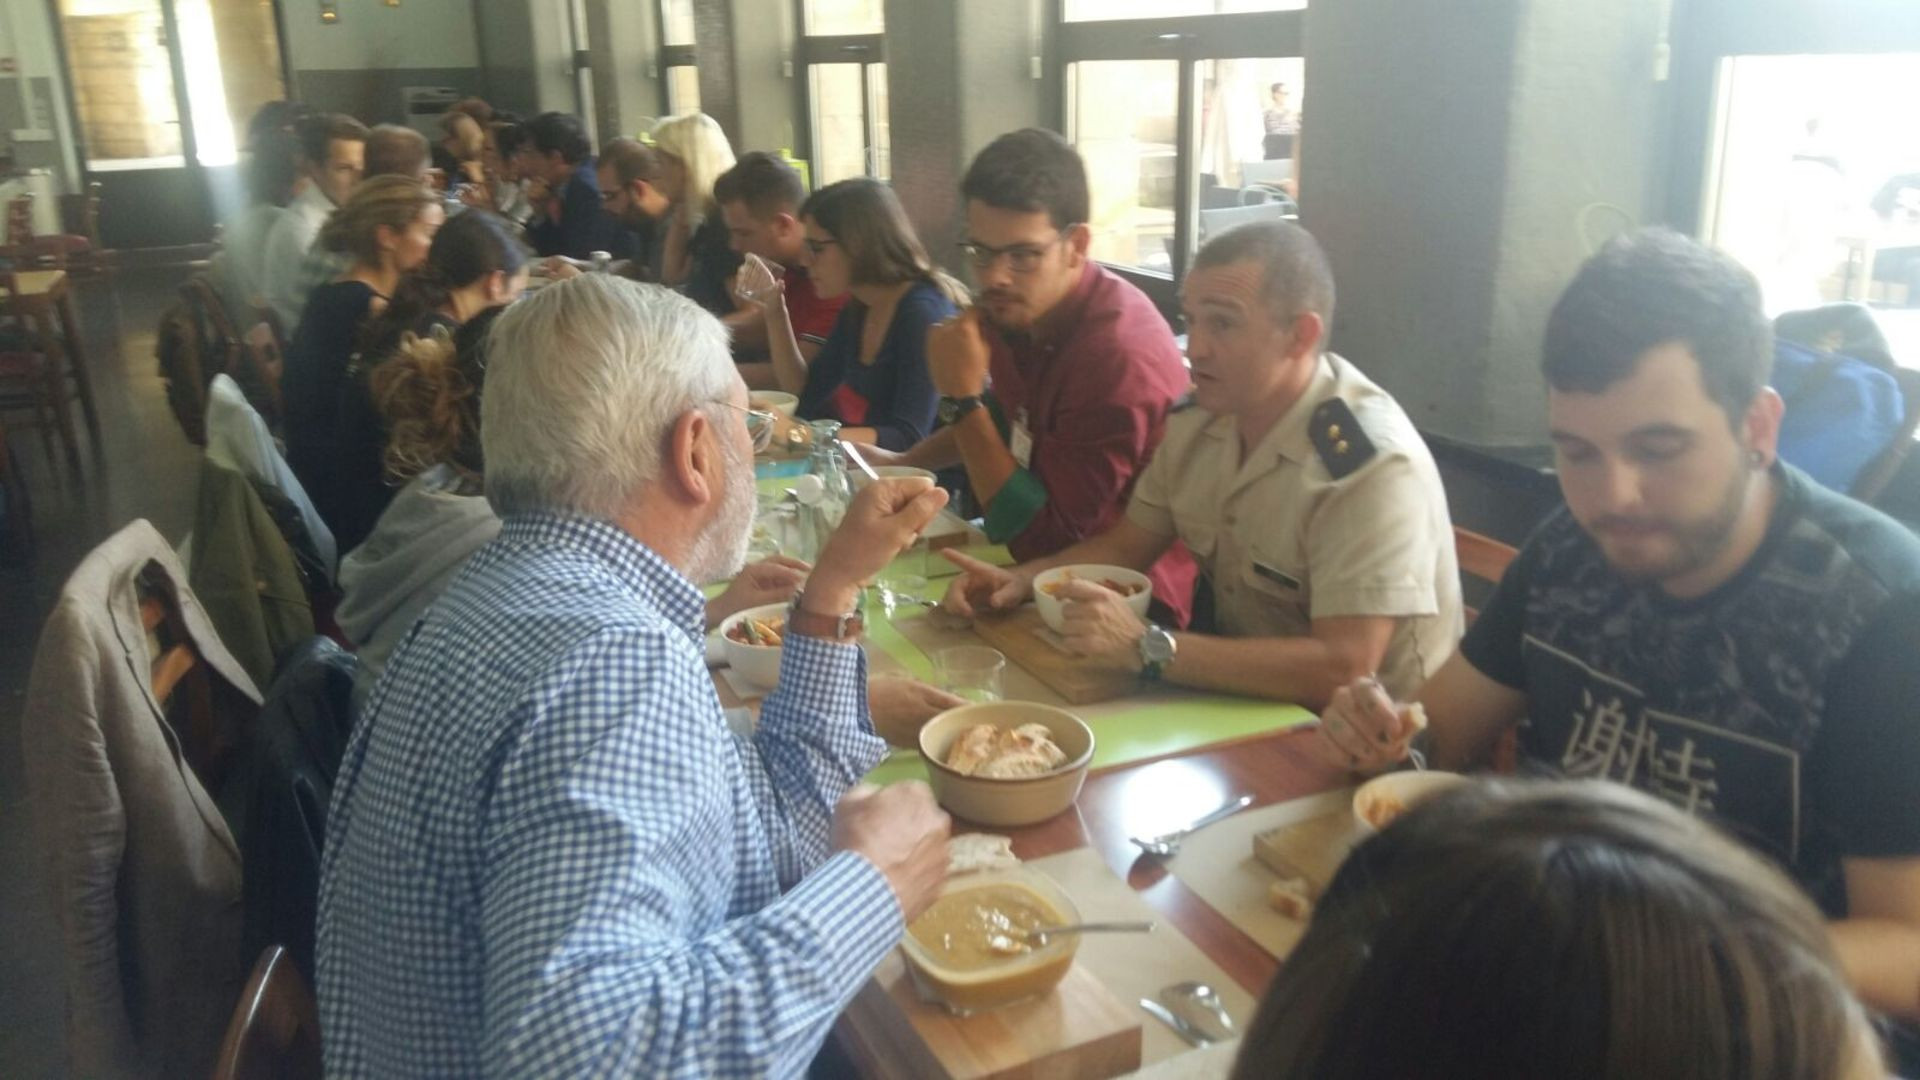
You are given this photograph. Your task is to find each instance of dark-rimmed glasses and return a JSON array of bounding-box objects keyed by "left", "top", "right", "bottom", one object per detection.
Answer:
[{"left": 957, "top": 232, "right": 1071, "bottom": 274}]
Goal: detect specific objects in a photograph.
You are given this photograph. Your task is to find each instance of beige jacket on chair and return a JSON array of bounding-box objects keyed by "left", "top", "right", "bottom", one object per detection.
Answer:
[{"left": 22, "top": 519, "right": 263, "bottom": 1080}]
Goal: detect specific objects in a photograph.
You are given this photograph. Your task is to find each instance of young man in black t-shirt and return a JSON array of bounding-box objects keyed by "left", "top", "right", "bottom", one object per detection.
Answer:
[{"left": 1317, "top": 229, "right": 1920, "bottom": 1033}]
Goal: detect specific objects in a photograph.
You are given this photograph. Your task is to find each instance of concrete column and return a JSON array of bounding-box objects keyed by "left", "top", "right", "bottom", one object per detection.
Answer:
[
  {"left": 1301, "top": 0, "right": 1669, "bottom": 447},
  {"left": 884, "top": 0, "right": 1048, "bottom": 271}
]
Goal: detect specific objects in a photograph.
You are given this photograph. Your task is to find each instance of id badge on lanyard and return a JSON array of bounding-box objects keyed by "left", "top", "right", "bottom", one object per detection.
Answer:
[{"left": 1010, "top": 408, "right": 1035, "bottom": 469}]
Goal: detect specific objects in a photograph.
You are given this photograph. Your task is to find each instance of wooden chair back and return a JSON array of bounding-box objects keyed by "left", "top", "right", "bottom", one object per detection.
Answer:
[
  {"left": 239, "top": 322, "right": 286, "bottom": 425},
  {"left": 1454, "top": 526, "right": 1519, "bottom": 623},
  {"left": 210, "top": 946, "right": 322, "bottom": 1080},
  {"left": 5, "top": 194, "right": 32, "bottom": 248}
]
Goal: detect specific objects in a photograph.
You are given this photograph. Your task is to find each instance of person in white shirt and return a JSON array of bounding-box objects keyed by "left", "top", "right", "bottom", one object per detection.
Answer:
[
  {"left": 212, "top": 127, "right": 305, "bottom": 327},
  {"left": 259, "top": 113, "right": 367, "bottom": 330}
]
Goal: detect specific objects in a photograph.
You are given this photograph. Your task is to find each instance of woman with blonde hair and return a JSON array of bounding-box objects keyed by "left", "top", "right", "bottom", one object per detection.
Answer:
[
  {"left": 1230, "top": 780, "right": 1885, "bottom": 1080},
  {"left": 650, "top": 112, "right": 742, "bottom": 316},
  {"left": 744, "top": 177, "right": 967, "bottom": 450},
  {"left": 284, "top": 175, "right": 442, "bottom": 534}
]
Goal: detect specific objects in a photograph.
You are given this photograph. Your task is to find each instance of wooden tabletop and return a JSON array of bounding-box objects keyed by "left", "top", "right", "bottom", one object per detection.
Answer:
[
  {"left": 987, "top": 726, "right": 1343, "bottom": 996},
  {"left": 2, "top": 268, "right": 69, "bottom": 299}
]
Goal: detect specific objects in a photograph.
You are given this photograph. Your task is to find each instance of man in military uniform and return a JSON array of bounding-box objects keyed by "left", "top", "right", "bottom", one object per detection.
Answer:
[{"left": 942, "top": 221, "right": 1461, "bottom": 706}]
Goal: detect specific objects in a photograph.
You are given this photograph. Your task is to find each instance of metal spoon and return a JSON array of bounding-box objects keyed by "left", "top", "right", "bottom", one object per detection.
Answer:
[
  {"left": 1162, "top": 981, "right": 1238, "bottom": 1042},
  {"left": 1139, "top": 998, "right": 1214, "bottom": 1048},
  {"left": 1024, "top": 919, "right": 1155, "bottom": 948},
  {"left": 1130, "top": 794, "right": 1255, "bottom": 858}
]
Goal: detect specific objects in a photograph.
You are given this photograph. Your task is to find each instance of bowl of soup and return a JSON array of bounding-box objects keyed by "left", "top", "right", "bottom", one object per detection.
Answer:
[
  {"left": 1352, "top": 770, "right": 1469, "bottom": 833},
  {"left": 899, "top": 866, "right": 1081, "bottom": 1013},
  {"left": 919, "top": 702, "right": 1094, "bottom": 827},
  {"left": 718, "top": 602, "right": 788, "bottom": 690},
  {"left": 1031, "top": 564, "right": 1153, "bottom": 634}
]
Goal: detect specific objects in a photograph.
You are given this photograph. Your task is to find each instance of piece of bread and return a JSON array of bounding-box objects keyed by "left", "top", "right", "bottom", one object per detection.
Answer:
[
  {"left": 1008, "top": 723, "right": 1068, "bottom": 768},
  {"left": 949, "top": 833, "right": 1020, "bottom": 875},
  {"left": 976, "top": 750, "right": 1058, "bottom": 779},
  {"left": 1267, "top": 876, "right": 1314, "bottom": 921},
  {"left": 946, "top": 724, "right": 1001, "bottom": 776}
]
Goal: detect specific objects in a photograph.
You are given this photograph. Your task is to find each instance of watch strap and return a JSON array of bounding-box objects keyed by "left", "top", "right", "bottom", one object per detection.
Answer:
[{"left": 787, "top": 591, "right": 865, "bottom": 641}]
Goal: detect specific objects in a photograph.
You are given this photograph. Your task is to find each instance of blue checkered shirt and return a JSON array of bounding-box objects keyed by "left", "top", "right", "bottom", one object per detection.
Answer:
[{"left": 316, "top": 513, "right": 895, "bottom": 1078}]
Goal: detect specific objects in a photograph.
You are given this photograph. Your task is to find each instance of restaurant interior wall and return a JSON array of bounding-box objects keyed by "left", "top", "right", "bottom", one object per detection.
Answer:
[
  {"left": 0, "top": 2, "right": 82, "bottom": 193},
  {"left": 281, "top": 0, "right": 484, "bottom": 124},
  {"left": 472, "top": 0, "right": 585, "bottom": 123},
  {"left": 883, "top": 0, "right": 1049, "bottom": 275},
  {"left": 1299, "top": 0, "right": 1671, "bottom": 450}
]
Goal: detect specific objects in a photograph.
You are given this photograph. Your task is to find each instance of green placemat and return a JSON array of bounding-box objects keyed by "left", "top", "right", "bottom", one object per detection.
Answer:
[{"left": 863, "top": 698, "right": 1315, "bottom": 786}]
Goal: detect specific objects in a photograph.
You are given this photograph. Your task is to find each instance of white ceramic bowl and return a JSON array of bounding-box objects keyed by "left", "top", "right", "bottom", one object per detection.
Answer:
[
  {"left": 1031, "top": 564, "right": 1153, "bottom": 634},
  {"left": 1352, "top": 770, "right": 1469, "bottom": 833},
  {"left": 749, "top": 391, "right": 798, "bottom": 417},
  {"left": 919, "top": 702, "right": 1094, "bottom": 827},
  {"left": 850, "top": 465, "right": 938, "bottom": 492},
  {"left": 718, "top": 602, "right": 788, "bottom": 691}
]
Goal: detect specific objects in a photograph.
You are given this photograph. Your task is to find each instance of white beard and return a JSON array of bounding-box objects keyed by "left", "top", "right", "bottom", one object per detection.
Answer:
[{"left": 686, "top": 438, "right": 757, "bottom": 585}]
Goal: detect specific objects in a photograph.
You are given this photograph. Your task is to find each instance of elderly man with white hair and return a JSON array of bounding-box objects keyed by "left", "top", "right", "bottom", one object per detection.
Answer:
[{"left": 315, "top": 275, "right": 954, "bottom": 1078}]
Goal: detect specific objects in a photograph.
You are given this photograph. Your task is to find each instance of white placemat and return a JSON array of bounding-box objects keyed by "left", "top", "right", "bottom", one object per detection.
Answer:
[
  {"left": 1163, "top": 789, "right": 1354, "bottom": 960},
  {"left": 1026, "top": 847, "right": 1257, "bottom": 1071}
]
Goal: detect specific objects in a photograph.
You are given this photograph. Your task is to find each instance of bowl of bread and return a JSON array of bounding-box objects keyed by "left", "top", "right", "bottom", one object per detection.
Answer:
[{"left": 919, "top": 702, "right": 1094, "bottom": 827}]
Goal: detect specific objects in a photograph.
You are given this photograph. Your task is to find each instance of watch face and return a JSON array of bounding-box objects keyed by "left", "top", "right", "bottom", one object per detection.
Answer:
[{"left": 1142, "top": 626, "right": 1176, "bottom": 664}]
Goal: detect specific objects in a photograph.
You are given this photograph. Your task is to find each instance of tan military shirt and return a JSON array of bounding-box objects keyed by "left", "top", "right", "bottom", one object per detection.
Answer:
[{"left": 1127, "top": 352, "right": 1463, "bottom": 697}]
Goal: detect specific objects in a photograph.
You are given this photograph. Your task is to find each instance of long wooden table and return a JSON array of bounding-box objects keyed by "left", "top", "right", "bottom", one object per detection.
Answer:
[{"left": 827, "top": 728, "right": 1343, "bottom": 1077}]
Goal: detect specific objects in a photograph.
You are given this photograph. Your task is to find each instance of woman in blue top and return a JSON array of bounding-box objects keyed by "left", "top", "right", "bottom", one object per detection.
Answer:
[{"left": 750, "top": 178, "right": 967, "bottom": 451}]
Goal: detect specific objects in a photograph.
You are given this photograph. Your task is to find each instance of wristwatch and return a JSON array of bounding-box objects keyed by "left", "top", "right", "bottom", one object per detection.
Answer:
[
  {"left": 786, "top": 590, "right": 865, "bottom": 642},
  {"left": 939, "top": 394, "right": 986, "bottom": 425},
  {"left": 1138, "top": 623, "right": 1177, "bottom": 681}
]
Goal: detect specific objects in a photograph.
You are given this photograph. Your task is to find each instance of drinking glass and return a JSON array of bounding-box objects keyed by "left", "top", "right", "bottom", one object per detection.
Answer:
[
  {"left": 877, "top": 534, "right": 930, "bottom": 617},
  {"left": 935, "top": 646, "right": 1006, "bottom": 704}
]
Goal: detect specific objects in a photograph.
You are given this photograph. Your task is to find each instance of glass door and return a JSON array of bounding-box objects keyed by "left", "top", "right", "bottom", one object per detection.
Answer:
[{"left": 53, "top": 0, "right": 287, "bottom": 247}]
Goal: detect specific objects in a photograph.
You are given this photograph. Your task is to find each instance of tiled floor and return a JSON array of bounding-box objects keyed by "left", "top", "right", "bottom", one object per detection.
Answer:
[{"left": 2, "top": 262, "right": 207, "bottom": 1079}]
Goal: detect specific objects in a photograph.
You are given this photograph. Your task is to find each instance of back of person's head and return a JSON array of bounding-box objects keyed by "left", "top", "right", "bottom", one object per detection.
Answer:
[
  {"left": 363, "top": 209, "right": 531, "bottom": 354},
  {"left": 247, "top": 100, "right": 311, "bottom": 150},
  {"left": 713, "top": 151, "right": 805, "bottom": 220},
  {"left": 1231, "top": 780, "right": 1878, "bottom": 1080},
  {"left": 527, "top": 112, "right": 592, "bottom": 164},
  {"left": 961, "top": 128, "right": 1089, "bottom": 231},
  {"left": 451, "top": 96, "right": 494, "bottom": 126},
  {"left": 365, "top": 123, "right": 431, "bottom": 180},
  {"left": 650, "top": 112, "right": 737, "bottom": 219},
  {"left": 1544, "top": 228, "right": 1771, "bottom": 429},
  {"left": 246, "top": 128, "right": 306, "bottom": 208},
  {"left": 801, "top": 178, "right": 967, "bottom": 305},
  {"left": 1192, "top": 220, "right": 1335, "bottom": 335},
  {"left": 600, "top": 136, "right": 663, "bottom": 189},
  {"left": 298, "top": 112, "right": 369, "bottom": 170},
  {"left": 373, "top": 305, "right": 506, "bottom": 483},
  {"left": 440, "top": 110, "right": 485, "bottom": 158},
  {"left": 493, "top": 121, "right": 529, "bottom": 161},
  {"left": 320, "top": 175, "right": 437, "bottom": 264},
  {"left": 481, "top": 275, "right": 736, "bottom": 519}
]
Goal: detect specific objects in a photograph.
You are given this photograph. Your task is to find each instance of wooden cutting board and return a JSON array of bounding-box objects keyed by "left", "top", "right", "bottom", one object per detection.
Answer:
[
  {"left": 969, "top": 607, "right": 1140, "bottom": 705},
  {"left": 838, "top": 950, "right": 1142, "bottom": 1080},
  {"left": 1251, "top": 803, "right": 1364, "bottom": 893}
]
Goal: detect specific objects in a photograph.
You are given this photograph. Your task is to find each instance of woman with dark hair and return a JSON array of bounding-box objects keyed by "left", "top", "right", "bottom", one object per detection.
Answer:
[
  {"left": 214, "top": 127, "right": 308, "bottom": 324},
  {"left": 284, "top": 176, "right": 442, "bottom": 535},
  {"left": 745, "top": 178, "right": 967, "bottom": 450},
  {"left": 1231, "top": 780, "right": 1883, "bottom": 1080},
  {"left": 330, "top": 208, "right": 530, "bottom": 552}
]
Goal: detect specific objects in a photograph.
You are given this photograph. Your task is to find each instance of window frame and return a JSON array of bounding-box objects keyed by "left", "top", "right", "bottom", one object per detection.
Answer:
[
  {"left": 1056, "top": 7, "right": 1303, "bottom": 308},
  {"left": 792, "top": 6, "right": 888, "bottom": 186},
  {"left": 653, "top": 0, "right": 699, "bottom": 116},
  {"left": 1667, "top": 0, "right": 1920, "bottom": 234}
]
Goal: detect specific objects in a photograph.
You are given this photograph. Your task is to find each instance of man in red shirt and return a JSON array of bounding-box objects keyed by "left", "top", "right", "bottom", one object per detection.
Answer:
[
  {"left": 715, "top": 152, "right": 847, "bottom": 388},
  {"left": 881, "top": 128, "right": 1197, "bottom": 624}
]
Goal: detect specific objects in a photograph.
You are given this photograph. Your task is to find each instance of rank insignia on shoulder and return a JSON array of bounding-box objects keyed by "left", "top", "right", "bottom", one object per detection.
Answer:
[{"left": 1310, "top": 398, "right": 1376, "bottom": 479}]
